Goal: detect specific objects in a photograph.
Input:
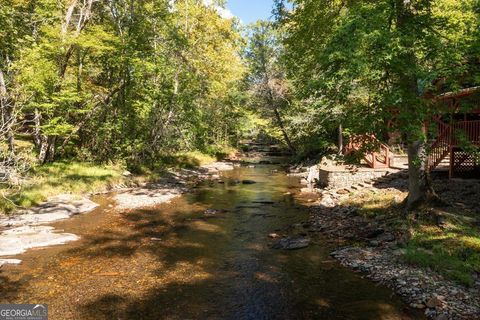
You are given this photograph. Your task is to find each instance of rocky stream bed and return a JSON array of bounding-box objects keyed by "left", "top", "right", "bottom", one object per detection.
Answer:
[
  {"left": 0, "top": 156, "right": 478, "bottom": 319},
  {"left": 291, "top": 168, "right": 480, "bottom": 320}
]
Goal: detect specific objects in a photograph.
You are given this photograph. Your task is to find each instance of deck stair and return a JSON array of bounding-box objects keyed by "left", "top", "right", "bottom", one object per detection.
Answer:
[{"left": 345, "top": 134, "right": 391, "bottom": 169}]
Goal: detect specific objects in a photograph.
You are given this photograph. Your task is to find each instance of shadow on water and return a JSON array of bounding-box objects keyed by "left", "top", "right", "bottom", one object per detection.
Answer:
[{"left": 0, "top": 166, "right": 423, "bottom": 319}]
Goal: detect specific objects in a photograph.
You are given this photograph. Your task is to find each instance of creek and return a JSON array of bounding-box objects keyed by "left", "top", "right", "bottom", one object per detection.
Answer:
[{"left": 0, "top": 163, "right": 421, "bottom": 319}]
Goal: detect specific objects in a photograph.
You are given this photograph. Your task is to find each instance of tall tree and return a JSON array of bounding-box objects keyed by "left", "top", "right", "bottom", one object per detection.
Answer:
[
  {"left": 3, "top": 0, "right": 246, "bottom": 169},
  {"left": 278, "top": 0, "right": 479, "bottom": 209},
  {"left": 245, "top": 21, "right": 296, "bottom": 154}
]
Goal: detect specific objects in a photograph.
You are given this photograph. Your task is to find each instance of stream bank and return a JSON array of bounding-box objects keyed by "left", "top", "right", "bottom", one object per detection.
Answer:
[
  {"left": 0, "top": 162, "right": 236, "bottom": 262},
  {"left": 0, "top": 160, "right": 422, "bottom": 319},
  {"left": 297, "top": 169, "right": 480, "bottom": 320}
]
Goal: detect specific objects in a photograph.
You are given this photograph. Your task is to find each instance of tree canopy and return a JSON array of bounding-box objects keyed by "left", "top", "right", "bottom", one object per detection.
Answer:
[{"left": 1, "top": 0, "right": 246, "bottom": 168}]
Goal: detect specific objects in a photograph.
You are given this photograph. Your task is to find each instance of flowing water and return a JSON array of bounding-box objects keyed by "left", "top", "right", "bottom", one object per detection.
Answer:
[{"left": 0, "top": 164, "right": 423, "bottom": 319}]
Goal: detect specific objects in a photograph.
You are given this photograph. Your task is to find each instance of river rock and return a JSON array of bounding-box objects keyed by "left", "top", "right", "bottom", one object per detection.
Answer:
[
  {"left": 272, "top": 236, "right": 310, "bottom": 250},
  {"left": 366, "top": 228, "right": 385, "bottom": 239},
  {"left": 0, "top": 259, "right": 22, "bottom": 267},
  {"left": 0, "top": 226, "right": 79, "bottom": 256},
  {"left": 336, "top": 189, "right": 350, "bottom": 195},
  {"left": 318, "top": 195, "right": 336, "bottom": 208},
  {"left": 427, "top": 296, "right": 444, "bottom": 308},
  {"left": 114, "top": 188, "right": 181, "bottom": 209},
  {"left": 377, "top": 232, "right": 396, "bottom": 242},
  {"left": 0, "top": 194, "right": 99, "bottom": 228},
  {"left": 204, "top": 209, "right": 227, "bottom": 215},
  {"left": 201, "top": 162, "right": 235, "bottom": 173}
]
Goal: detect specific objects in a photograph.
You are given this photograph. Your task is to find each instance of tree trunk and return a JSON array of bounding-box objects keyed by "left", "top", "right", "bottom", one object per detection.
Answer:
[
  {"left": 33, "top": 108, "right": 42, "bottom": 148},
  {"left": 395, "top": 0, "right": 433, "bottom": 209},
  {"left": 7, "top": 131, "right": 15, "bottom": 153},
  {"left": 273, "top": 106, "right": 296, "bottom": 155},
  {"left": 0, "top": 68, "right": 15, "bottom": 154},
  {"left": 37, "top": 135, "right": 49, "bottom": 164},
  {"left": 338, "top": 124, "right": 344, "bottom": 155},
  {"left": 406, "top": 139, "right": 427, "bottom": 209},
  {"left": 47, "top": 136, "right": 56, "bottom": 162}
]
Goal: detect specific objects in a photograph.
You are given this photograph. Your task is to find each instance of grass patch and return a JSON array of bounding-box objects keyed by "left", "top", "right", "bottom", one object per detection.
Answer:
[
  {"left": 129, "top": 148, "right": 235, "bottom": 174},
  {"left": 0, "top": 148, "right": 232, "bottom": 214},
  {"left": 171, "top": 151, "right": 217, "bottom": 167},
  {"left": 0, "top": 161, "right": 126, "bottom": 213},
  {"left": 342, "top": 188, "right": 480, "bottom": 286},
  {"left": 340, "top": 190, "right": 404, "bottom": 219},
  {"left": 403, "top": 220, "right": 480, "bottom": 286}
]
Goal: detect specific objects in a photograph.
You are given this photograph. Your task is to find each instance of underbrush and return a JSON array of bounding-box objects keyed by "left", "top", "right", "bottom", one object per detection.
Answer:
[
  {"left": 129, "top": 147, "right": 235, "bottom": 173},
  {"left": 342, "top": 189, "right": 480, "bottom": 286}
]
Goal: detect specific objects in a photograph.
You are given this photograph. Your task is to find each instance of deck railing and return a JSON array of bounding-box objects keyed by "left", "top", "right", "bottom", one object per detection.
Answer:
[
  {"left": 428, "top": 119, "right": 480, "bottom": 172},
  {"left": 346, "top": 134, "right": 390, "bottom": 169},
  {"left": 450, "top": 121, "right": 480, "bottom": 146}
]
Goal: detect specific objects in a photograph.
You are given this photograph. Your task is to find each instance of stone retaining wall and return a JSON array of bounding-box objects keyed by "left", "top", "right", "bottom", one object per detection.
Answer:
[{"left": 318, "top": 167, "right": 394, "bottom": 189}]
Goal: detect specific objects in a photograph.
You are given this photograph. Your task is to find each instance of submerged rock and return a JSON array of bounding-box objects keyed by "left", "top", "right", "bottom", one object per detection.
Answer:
[
  {"left": 114, "top": 188, "right": 181, "bottom": 209},
  {"left": 272, "top": 236, "right": 310, "bottom": 250},
  {"left": 204, "top": 209, "right": 228, "bottom": 215},
  {"left": 252, "top": 201, "right": 275, "bottom": 205},
  {"left": 300, "top": 187, "right": 320, "bottom": 194}
]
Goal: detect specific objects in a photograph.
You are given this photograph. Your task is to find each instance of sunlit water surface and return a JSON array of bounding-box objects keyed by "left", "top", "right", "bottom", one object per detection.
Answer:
[{"left": 0, "top": 165, "right": 423, "bottom": 319}]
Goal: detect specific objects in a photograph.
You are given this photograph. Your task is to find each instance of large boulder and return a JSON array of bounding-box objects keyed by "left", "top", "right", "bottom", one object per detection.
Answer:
[
  {"left": 319, "top": 156, "right": 338, "bottom": 168},
  {"left": 306, "top": 165, "right": 319, "bottom": 185}
]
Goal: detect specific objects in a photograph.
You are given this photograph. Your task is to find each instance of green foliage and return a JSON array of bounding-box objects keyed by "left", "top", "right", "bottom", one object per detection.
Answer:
[
  {"left": 4, "top": 0, "right": 247, "bottom": 166},
  {"left": 276, "top": 0, "right": 480, "bottom": 154},
  {"left": 244, "top": 21, "right": 297, "bottom": 152}
]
